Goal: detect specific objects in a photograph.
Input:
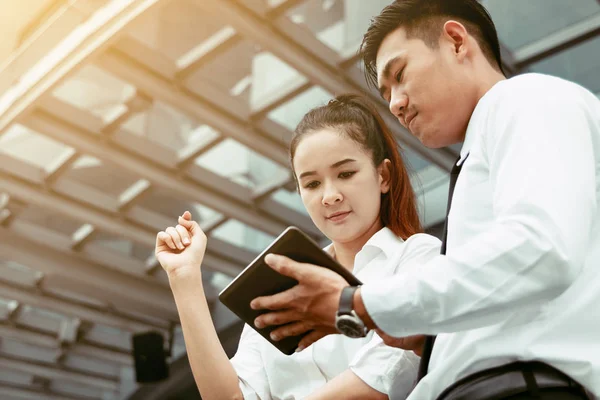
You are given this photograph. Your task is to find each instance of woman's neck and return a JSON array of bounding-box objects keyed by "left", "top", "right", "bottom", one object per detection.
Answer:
[{"left": 331, "top": 220, "right": 383, "bottom": 271}]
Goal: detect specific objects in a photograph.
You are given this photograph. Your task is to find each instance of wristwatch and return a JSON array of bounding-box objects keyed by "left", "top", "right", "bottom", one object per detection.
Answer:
[{"left": 335, "top": 286, "right": 368, "bottom": 338}]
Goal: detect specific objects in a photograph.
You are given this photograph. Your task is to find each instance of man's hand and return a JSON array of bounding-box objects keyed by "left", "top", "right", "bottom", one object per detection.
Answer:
[
  {"left": 374, "top": 330, "right": 425, "bottom": 356},
  {"left": 250, "top": 254, "right": 349, "bottom": 348}
]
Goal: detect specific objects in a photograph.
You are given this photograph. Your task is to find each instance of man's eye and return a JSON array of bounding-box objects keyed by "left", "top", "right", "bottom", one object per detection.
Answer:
[{"left": 395, "top": 68, "right": 404, "bottom": 82}]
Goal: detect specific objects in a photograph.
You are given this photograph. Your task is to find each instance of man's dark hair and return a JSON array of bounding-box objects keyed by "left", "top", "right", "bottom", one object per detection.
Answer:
[{"left": 360, "top": 0, "right": 504, "bottom": 88}]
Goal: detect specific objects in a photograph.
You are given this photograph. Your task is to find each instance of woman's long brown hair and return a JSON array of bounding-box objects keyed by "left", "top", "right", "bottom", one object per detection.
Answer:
[{"left": 290, "top": 94, "right": 422, "bottom": 239}]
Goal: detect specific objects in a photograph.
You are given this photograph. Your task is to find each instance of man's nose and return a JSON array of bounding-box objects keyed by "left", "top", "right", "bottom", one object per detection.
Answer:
[{"left": 389, "top": 92, "right": 407, "bottom": 123}]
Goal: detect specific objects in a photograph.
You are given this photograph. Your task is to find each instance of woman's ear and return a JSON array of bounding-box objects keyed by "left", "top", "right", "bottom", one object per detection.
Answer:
[{"left": 378, "top": 159, "right": 392, "bottom": 194}]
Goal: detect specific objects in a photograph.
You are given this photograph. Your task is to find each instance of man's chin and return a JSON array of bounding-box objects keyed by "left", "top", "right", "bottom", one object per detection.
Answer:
[{"left": 418, "top": 133, "right": 448, "bottom": 149}]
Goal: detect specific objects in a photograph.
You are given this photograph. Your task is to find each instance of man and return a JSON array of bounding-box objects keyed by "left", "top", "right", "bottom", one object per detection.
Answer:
[{"left": 250, "top": 1, "right": 599, "bottom": 399}]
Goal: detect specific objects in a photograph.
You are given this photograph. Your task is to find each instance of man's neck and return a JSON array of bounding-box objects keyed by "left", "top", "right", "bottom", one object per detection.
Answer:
[{"left": 475, "top": 67, "right": 507, "bottom": 102}]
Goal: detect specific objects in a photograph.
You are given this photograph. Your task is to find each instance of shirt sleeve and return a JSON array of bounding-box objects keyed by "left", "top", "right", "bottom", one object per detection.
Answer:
[
  {"left": 350, "top": 235, "right": 440, "bottom": 395},
  {"left": 362, "top": 82, "right": 598, "bottom": 337},
  {"left": 230, "top": 324, "right": 270, "bottom": 400},
  {"left": 349, "top": 333, "right": 419, "bottom": 397}
]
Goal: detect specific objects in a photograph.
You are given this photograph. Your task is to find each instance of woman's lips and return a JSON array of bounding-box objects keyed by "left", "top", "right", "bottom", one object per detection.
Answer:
[{"left": 327, "top": 211, "right": 351, "bottom": 222}]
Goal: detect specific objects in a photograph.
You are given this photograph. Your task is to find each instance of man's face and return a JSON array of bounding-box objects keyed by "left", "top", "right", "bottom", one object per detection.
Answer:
[{"left": 376, "top": 26, "right": 476, "bottom": 148}]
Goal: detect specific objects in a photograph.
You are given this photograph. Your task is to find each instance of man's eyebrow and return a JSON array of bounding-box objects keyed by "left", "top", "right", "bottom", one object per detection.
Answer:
[
  {"left": 378, "top": 56, "right": 403, "bottom": 98},
  {"left": 298, "top": 158, "right": 357, "bottom": 180}
]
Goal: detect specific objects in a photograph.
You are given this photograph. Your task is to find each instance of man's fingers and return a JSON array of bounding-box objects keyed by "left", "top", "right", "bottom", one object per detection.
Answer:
[
  {"left": 264, "top": 254, "right": 308, "bottom": 281},
  {"left": 251, "top": 288, "right": 296, "bottom": 311},
  {"left": 254, "top": 310, "right": 300, "bottom": 329},
  {"left": 269, "top": 321, "right": 312, "bottom": 341},
  {"left": 297, "top": 330, "right": 328, "bottom": 351}
]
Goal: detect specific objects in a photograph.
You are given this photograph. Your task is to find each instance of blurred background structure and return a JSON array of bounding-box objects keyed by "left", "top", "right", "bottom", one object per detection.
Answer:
[{"left": 0, "top": 0, "right": 599, "bottom": 398}]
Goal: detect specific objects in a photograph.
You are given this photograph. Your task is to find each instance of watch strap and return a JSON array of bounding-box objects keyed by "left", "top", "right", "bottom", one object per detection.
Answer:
[{"left": 338, "top": 286, "right": 358, "bottom": 315}]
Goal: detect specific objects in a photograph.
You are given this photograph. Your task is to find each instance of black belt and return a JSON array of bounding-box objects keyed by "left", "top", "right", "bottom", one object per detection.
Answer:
[{"left": 436, "top": 361, "right": 589, "bottom": 400}]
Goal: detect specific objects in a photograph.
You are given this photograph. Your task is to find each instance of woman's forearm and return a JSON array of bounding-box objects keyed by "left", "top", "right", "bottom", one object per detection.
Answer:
[
  {"left": 169, "top": 272, "right": 243, "bottom": 400},
  {"left": 306, "top": 369, "right": 388, "bottom": 400}
]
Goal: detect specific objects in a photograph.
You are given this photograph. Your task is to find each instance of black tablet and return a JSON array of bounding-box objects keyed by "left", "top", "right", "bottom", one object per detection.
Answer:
[{"left": 218, "top": 226, "right": 362, "bottom": 355}]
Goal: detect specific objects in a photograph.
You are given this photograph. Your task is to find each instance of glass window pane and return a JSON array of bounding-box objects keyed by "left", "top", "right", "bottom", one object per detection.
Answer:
[
  {"left": 0, "top": 124, "right": 71, "bottom": 169},
  {"left": 17, "top": 207, "right": 82, "bottom": 236},
  {"left": 195, "top": 138, "right": 288, "bottom": 189},
  {"left": 267, "top": 86, "right": 333, "bottom": 131},
  {"left": 283, "top": 0, "right": 391, "bottom": 59},
  {"left": 53, "top": 65, "right": 136, "bottom": 123},
  {"left": 123, "top": 101, "right": 221, "bottom": 153},
  {"left": 482, "top": 0, "right": 600, "bottom": 50},
  {"left": 60, "top": 155, "right": 140, "bottom": 198},
  {"left": 211, "top": 219, "right": 275, "bottom": 253},
  {"left": 271, "top": 187, "right": 308, "bottom": 216},
  {"left": 135, "top": 187, "right": 221, "bottom": 223},
  {"left": 529, "top": 36, "right": 600, "bottom": 93}
]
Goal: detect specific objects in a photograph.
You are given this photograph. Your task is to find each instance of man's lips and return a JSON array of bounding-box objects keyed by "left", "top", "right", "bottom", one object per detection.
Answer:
[{"left": 405, "top": 112, "right": 417, "bottom": 130}]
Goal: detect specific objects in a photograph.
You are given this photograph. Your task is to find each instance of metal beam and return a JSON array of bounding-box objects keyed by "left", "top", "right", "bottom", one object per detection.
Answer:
[
  {"left": 0, "top": 3, "right": 84, "bottom": 97},
  {"left": 175, "top": 27, "right": 240, "bottom": 80},
  {"left": 0, "top": 232, "right": 176, "bottom": 322},
  {"left": 0, "top": 170, "right": 246, "bottom": 282},
  {"left": 0, "top": 281, "right": 160, "bottom": 334},
  {"left": 0, "top": 229, "right": 175, "bottom": 324},
  {"left": 98, "top": 48, "right": 290, "bottom": 167},
  {"left": 0, "top": 356, "right": 118, "bottom": 391},
  {"left": 207, "top": 0, "right": 458, "bottom": 171},
  {"left": 0, "top": 384, "right": 89, "bottom": 400},
  {"left": 43, "top": 148, "right": 79, "bottom": 184},
  {"left": 28, "top": 103, "right": 321, "bottom": 237},
  {"left": 0, "top": 0, "right": 169, "bottom": 135},
  {"left": 117, "top": 179, "right": 152, "bottom": 211},
  {"left": 513, "top": 13, "right": 600, "bottom": 67},
  {"left": 0, "top": 153, "right": 251, "bottom": 277},
  {"left": 25, "top": 107, "right": 289, "bottom": 237},
  {"left": 0, "top": 324, "right": 132, "bottom": 366}
]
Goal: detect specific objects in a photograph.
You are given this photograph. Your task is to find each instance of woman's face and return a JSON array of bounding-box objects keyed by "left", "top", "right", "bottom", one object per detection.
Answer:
[{"left": 293, "top": 128, "right": 390, "bottom": 244}]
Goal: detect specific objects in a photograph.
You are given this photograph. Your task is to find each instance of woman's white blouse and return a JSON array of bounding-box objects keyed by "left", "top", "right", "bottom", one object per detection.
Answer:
[{"left": 230, "top": 228, "right": 441, "bottom": 399}]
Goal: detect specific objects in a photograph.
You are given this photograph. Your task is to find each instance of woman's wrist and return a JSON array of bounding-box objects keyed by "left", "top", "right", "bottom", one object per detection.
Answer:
[{"left": 167, "top": 265, "right": 203, "bottom": 289}]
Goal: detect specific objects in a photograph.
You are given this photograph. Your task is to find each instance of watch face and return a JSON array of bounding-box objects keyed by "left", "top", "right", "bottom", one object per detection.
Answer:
[{"left": 335, "top": 315, "right": 366, "bottom": 338}]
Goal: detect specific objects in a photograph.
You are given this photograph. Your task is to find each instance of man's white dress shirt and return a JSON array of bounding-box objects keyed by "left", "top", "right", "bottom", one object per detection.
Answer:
[
  {"left": 362, "top": 73, "right": 600, "bottom": 400},
  {"left": 230, "top": 228, "right": 441, "bottom": 399}
]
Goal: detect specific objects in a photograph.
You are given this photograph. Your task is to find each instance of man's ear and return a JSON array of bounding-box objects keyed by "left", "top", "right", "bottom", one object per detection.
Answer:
[
  {"left": 442, "top": 20, "right": 470, "bottom": 62},
  {"left": 379, "top": 159, "right": 392, "bottom": 194}
]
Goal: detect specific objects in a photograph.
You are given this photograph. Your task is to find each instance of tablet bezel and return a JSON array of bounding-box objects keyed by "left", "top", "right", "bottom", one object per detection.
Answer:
[{"left": 218, "top": 226, "right": 361, "bottom": 355}]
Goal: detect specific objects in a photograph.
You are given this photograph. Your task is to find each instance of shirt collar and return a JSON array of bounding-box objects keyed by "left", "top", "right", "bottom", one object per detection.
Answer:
[
  {"left": 360, "top": 227, "right": 403, "bottom": 260},
  {"left": 323, "top": 227, "right": 403, "bottom": 262},
  {"left": 459, "top": 79, "right": 508, "bottom": 166}
]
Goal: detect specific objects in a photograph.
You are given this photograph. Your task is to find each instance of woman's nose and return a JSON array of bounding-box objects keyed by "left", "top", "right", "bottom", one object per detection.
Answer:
[{"left": 322, "top": 184, "right": 342, "bottom": 206}]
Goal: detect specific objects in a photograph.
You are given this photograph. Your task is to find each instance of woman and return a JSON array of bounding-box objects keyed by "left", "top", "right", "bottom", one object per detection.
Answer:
[{"left": 155, "top": 94, "right": 441, "bottom": 399}]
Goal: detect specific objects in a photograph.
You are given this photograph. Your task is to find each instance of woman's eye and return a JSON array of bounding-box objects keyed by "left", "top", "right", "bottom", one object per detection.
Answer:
[
  {"left": 339, "top": 171, "right": 356, "bottom": 179},
  {"left": 304, "top": 181, "right": 320, "bottom": 189}
]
